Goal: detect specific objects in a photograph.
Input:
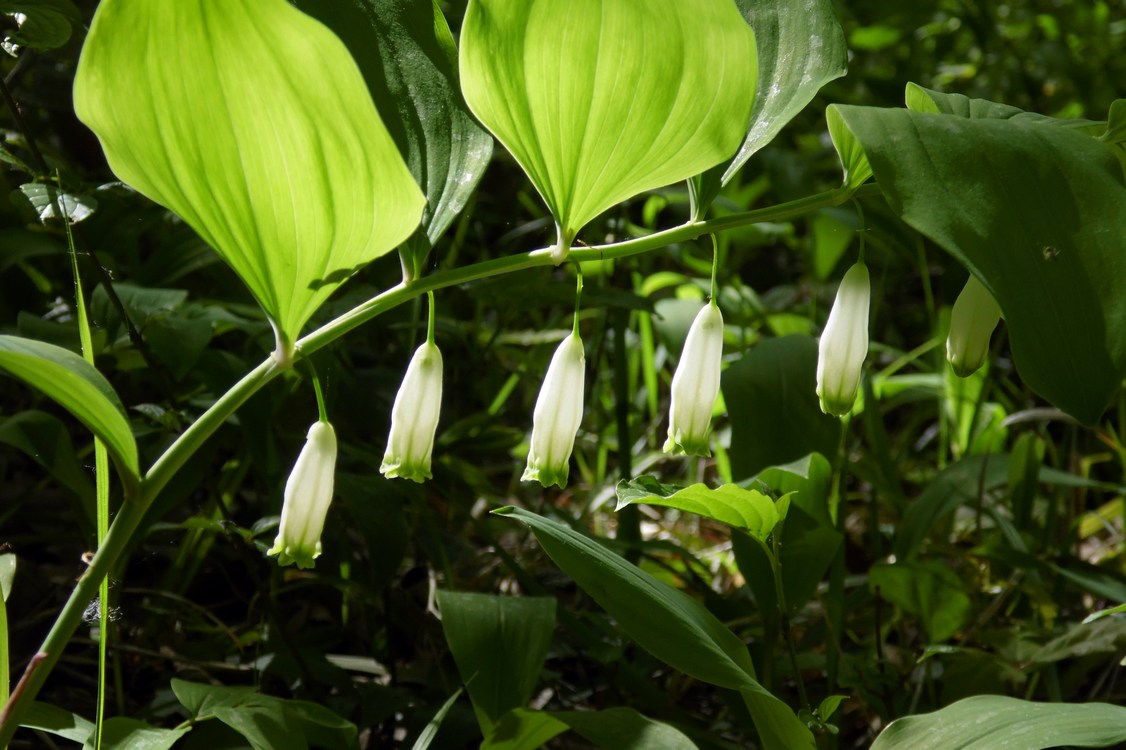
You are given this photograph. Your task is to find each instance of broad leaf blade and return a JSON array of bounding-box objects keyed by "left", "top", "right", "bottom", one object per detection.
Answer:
[
  {"left": 694, "top": 0, "right": 847, "bottom": 215},
  {"left": 492, "top": 506, "right": 814, "bottom": 750},
  {"left": 460, "top": 0, "right": 756, "bottom": 256},
  {"left": 871, "top": 696, "right": 1126, "bottom": 750},
  {"left": 615, "top": 478, "right": 782, "bottom": 541},
  {"left": 81, "top": 718, "right": 189, "bottom": 750},
  {"left": 74, "top": 0, "right": 425, "bottom": 357},
  {"left": 293, "top": 0, "right": 493, "bottom": 276},
  {"left": 832, "top": 99, "right": 1126, "bottom": 424},
  {"left": 436, "top": 591, "right": 556, "bottom": 733},
  {"left": 0, "top": 335, "right": 138, "bottom": 486}
]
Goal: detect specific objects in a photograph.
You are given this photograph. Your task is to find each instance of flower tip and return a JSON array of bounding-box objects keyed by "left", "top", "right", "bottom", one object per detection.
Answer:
[{"left": 521, "top": 463, "right": 568, "bottom": 489}]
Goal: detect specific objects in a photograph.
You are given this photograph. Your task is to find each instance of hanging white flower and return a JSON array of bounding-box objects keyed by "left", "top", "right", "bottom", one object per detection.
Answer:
[
  {"left": 381, "top": 340, "right": 444, "bottom": 482},
  {"left": 816, "top": 262, "right": 870, "bottom": 417},
  {"left": 665, "top": 301, "right": 724, "bottom": 456},
  {"left": 269, "top": 421, "right": 337, "bottom": 569},
  {"left": 947, "top": 274, "right": 1002, "bottom": 377},
  {"left": 522, "top": 332, "right": 586, "bottom": 488}
]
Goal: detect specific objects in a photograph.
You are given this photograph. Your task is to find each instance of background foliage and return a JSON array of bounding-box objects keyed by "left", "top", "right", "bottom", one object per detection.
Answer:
[{"left": 1, "top": 0, "right": 1125, "bottom": 748}]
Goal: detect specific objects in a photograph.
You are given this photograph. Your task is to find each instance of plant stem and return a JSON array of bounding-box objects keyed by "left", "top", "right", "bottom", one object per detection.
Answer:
[{"left": 0, "top": 182, "right": 877, "bottom": 745}]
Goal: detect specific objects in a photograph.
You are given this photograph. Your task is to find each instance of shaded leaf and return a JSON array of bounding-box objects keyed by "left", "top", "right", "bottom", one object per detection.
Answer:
[
  {"left": 869, "top": 561, "right": 971, "bottom": 643},
  {"left": 831, "top": 94, "right": 1126, "bottom": 424},
  {"left": 436, "top": 591, "right": 556, "bottom": 733},
  {"left": 411, "top": 689, "right": 463, "bottom": 750},
  {"left": 293, "top": 0, "right": 493, "bottom": 278},
  {"left": 82, "top": 718, "right": 190, "bottom": 750},
  {"left": 492, "top": 506, "right": 814, "bottom": 750},
  {"left": 19, "top": 702, "right": 93, "bottom": 744}
]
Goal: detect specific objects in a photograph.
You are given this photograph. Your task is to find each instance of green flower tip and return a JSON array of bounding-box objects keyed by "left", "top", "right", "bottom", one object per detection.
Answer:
[{"left": 521, "top": 462, "right": 570, "bottom": 489}]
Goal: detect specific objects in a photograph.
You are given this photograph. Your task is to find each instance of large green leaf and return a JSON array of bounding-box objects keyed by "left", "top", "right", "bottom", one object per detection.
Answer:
[
  {"left": 73, "top": 0, "right": 425, "bottom": 361},
  {"left": 870, "top": 695, "right": 1126, "bottom": 750},
  {"left": 831, "top": 94, "right": 1126, "bottom": 425},
  {"left": 460, "top": 0, "right": 756, "bottom": 260},
  {"left": 20, "top": 702, "right": 94, "bottom": 744},
  {"left": 82, "top": 718, "right": 189, "bottom": 750},
  {"left": 493, "top": 506, "right": 814, "bottom": 750},
  {"left": 615, "top": 477, "right": 784, "bottom": 541},
  {"left": 692, "top": 0, "right": 847, "bottom": 216},
  {"left": 0, "top": 336, "right": 138, "bottom": 488},
  {"left": 292, "top": 0, "right": 493, "bottom": 278},
  {"left": 436, "top": 591, "right": 555, "bottom": 734},
  {"left": 722, "top": 335, "right": 841, "bottom": 480},
  {"left": 482, "top": 707, "right": 697, "bottom": 750}
]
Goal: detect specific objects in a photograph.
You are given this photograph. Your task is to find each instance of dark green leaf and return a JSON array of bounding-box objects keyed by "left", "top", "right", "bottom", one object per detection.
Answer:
[
  {"left": 19, "top": 702, "right": 94, "bottom": 744},
  {"left": 869, "top": 561, "right": 971, "bottom": 643},
  {"left": 832, "top": 96, "right": 1126, "bottom": 424},
  {"left": 492, "top": 506, "right": 814, "bottom": 750},
  {"left": 723, "top": 335, "right": 841, "bottom": 480},
  {"left": 82, "top": 717, "right": 190, "bottom": 750},
  {"left": 436, "top": 591, "right": 556, "bottom": 732},
  {"left": 411, "top": 689, "right": 464, "bottom": 750},
  {"left": 0, "top": 410, "right": 95, "bottom": 506},
  {"left": 293, "top": 0, "right": 493, "bottom": 278}
]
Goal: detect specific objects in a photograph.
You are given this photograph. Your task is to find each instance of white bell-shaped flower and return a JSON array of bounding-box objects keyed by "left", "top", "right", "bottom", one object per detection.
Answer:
[
  {"left": 664, "top": 301, "right": 724, "bottom": 456},
  {"left": 947, "top": 275, "right": 1001, "bottom": 377},
  {"left": 381, "top": 340, "right": 444, "bottom": 482},
  {"left": 269, "top": 421, "right": 337, "bottom": 569},
  {"left": 522, "top": 332, "right": 586, "bottom": 488},
  {"left": 816, "top": 262, "right": 870, "bottom": 417}
]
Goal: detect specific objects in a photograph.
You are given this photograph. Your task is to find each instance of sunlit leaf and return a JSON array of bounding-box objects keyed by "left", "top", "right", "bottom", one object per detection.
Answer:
[
  {"left": 0, "top": 335, "right": 138, "bottom": 488},
  {"left": 870, "top": 695, "right": 1126, "bottom": 750},
  {"left": 74, "top": 0, "right": 425, "bottom": 361},
  {"left": 615, "top": 477, "right": 784, "bottom": 541},
  {"left": 461, "top": 0, "right": 756, "bottom": 259}
]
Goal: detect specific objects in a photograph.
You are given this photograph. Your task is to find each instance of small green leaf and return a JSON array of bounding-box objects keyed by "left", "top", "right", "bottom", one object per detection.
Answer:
[
  {"left": 14, "top": 183, "right": 97, "bottom": 223},
  {"left": 871, "top": 695, "right": 1126, "bottom": 750},
  {"left": 460, "top": 0, "right": 756, "bottom": 259},
  {"left": 825, "top": 106, "right": 873, "bottom": 193},
  {"left": 615, "top": 478, "right": 783, "bottom": 541},
  {"left": 293, "top": 0, "right": 493, "bottom": 279},
  {"left": 0, "top": 551, "right": 13, "bottom": 601},
  {"left": 492, "top": 506, "right": 814, "bottom": 750},
  {"left": 74, "top": 0, "right": 425, "bottom": 360},
  {"left": 411, "top": 689, "right": 463, "bottom": 750},
  {"left": 0, "top": 336, "right": 138, "bottom": 487},
  {"left": 869, "top": 561, "right": 971, "bottom": 643},
  {"left": 436, "top": 591, "right": 556, "bottom": 733},
  {"left": 483, "top": 707, "right": 698, "bottom": 750}
]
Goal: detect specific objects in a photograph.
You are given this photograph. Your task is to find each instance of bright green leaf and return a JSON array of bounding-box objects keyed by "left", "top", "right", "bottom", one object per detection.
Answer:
[
  {"left": 870, "top": 695, "right": 1126, "bottom": 750},
  {"left": 460, "top": 0, "right": 756, "bottom": 260},
  {"left": 436, "top": 591, "right": 556, "bottom": 733},
  {"left": 831, "top": 96, "right": 1126, "bottom": 424},
  {"left": 615, "top": 478, "right": 782, "bottom": 541},
  {"left": 0, "top": 335, "right": 138, "bottom": 488},
  {"left": 74, "top": 0, "right": 425, "bottom": 361},
  {"left": 825, "top": 105, "right": 873, "bottom": 193},
  {"left": 0, "top": 552, "right": 13, "bottom": 602},
  {"left": 293, "top": 0, "right": 493, "bottom": 279},
  {"left": 492, "top": 506, "right": 814, "bottom": 750}
]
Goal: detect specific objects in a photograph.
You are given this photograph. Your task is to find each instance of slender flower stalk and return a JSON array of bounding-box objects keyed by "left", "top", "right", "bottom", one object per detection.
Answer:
[
  {"left": 523, "top": 274, "right": 585, "bottom": 488},
  {"left": 664, "top": 251, "right": 724, "bottom": 455},
  {"left": 816, "top": 261, "right": 870, "bottom": 417},
  {"left": 947, "top": 274, "right": 1002, "bottom": 377},
  {"left": 381, "top": 292, "right": 444, "bottom": 481},
  {"left": 268, "top": 420, "right": 337, "bottom": 569}
]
